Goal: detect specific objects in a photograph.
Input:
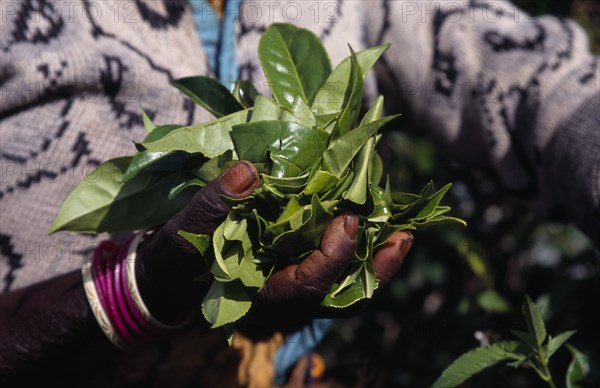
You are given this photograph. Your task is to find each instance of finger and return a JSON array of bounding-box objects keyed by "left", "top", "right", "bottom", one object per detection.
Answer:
[
  {"left": 179, "top": 160, "right": 259, "bottom": 234},
  {"left": 373, "top": 231, "right": 413, "bottom": 286},
  {"left": 160, "top": 161, "right": 259, "bottom": 253},
  {"left": 260, "top": 214, "right": 359, "bottom": 303},
  {"left": 310, "top": 231, "right": 413, "bottom": 320}
]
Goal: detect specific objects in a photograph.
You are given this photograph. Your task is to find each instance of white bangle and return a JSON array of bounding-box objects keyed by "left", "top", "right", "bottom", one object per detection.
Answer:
[{"left": 81, "top": 259, "right": 127, "bottom": 349}]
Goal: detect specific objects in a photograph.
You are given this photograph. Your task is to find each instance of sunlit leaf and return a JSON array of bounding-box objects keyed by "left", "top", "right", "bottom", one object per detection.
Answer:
[{"left": 258, "top": 23, "right": 331, "bottom": 107}]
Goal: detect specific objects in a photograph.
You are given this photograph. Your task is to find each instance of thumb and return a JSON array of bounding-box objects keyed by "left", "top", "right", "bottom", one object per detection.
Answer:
[{"left": 162, "top": 161, "right": 259, "bottom": 252}]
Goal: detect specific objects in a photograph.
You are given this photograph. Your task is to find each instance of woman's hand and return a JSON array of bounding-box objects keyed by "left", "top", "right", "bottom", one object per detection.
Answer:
[{"left": 136, "top": 161, "right": 413, "bottom": 329}]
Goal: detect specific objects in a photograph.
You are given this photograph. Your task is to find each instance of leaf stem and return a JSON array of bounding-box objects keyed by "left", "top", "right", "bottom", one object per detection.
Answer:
[{"left": 540, "top": 362, "right": 557, "bottom": 388}]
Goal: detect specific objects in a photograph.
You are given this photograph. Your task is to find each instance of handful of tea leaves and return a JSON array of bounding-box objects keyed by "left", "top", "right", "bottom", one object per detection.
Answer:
[{"left": 50, "top": 24, "right": 465, "bottom": 330}]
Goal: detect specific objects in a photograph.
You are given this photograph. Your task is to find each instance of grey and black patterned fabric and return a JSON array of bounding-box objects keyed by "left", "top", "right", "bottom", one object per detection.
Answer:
[
  {"left": 0, "top": 0, "right": 213, "bottom": 293},
  {"left": 0, "top": 1, "right": 598, "bottom": 384}
]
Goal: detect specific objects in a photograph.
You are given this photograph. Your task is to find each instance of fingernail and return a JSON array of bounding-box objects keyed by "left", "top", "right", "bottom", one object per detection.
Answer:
[
  {"left": 344, "top": 215, "right": 359, "bottom": 241},
  {"left": 399, "top": 234, "right": 413, "bottom": 258},
  {"left": 221, "top": 161, "right": 258, "bottom": 196}
]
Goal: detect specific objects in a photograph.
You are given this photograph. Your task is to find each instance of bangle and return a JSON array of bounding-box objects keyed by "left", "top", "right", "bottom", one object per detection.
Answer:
[
  {"left": 82, "top": 231, "right": 192, "bottom": 349},
  {"left": 82, "top": 242, "right": 127, "bottom": 349},
  {"left": 113, "top": 239, "right": 155, "bottom": 339},
  {"left": 104, "top": 241, "right": 135, "bottom": 346}
]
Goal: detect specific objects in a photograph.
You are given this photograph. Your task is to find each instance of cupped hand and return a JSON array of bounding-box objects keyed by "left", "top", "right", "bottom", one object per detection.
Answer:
[{"left": 135, "top": 160, "right": 413, "bottom": 330}]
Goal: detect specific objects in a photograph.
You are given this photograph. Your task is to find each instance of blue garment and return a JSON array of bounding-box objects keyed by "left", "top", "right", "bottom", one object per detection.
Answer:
[
  {"left": 190, "top": 1, "right": 332, "bottom": 383},
  {"left": 273, "top": 319, "right": 333, "bottom": 384},
  {"left": 190, "top": 0, "right": 239, "bottom": 87}
]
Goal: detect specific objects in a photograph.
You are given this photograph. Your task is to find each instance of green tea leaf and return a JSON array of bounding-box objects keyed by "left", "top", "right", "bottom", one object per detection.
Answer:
[
  {"left": 522, "top": 295, "right": 547, "bottom": 350},
  {"left": 355, "top": 227, "right": 378, "bottom": 261},
  {"left": 250, "top": 95, "right": 282, "bottom": 122},
  {"left": 511, "top": 330, "right": 538, "bottom": 351},
  {"left": 140, "top": 106, "right": 156, "bottom": 133},
  {"left": 168, "top": 177, "right": 205, "bottom": 199},
  {"left": 223, "top": 212, "right": 249, "bottom": 244},
  {"left": 369, "top": 153, "right": 384, "bottom": 186},
  {"left": 329, "top": 262, "right": 362, "bottom": 298},
  {"left": 321, "top": 278, "right": 367, "bottom": 308},
  {"left": 178, "top": 231, "right": 211, "bottom": 255},
  {"left": 312, "top": 44, "right": 390, "bottom": 118},
  {"left": 262, "top": 173, "right": 309, "bottom": 196},
  {"left": 391, "top": 191, "right": 421, "bottom": 205},
  {"left": 211, "top": 220, "right": 251, "bottom": 282},
  {"left": 281, "top": 96, "right": 317, "bottom": 128},
  {"left": 142, "top": 109, "right": 250, "bottom": 158},
  {"left": 239, "top": 251, "right": 265, "bottom": 288},
  {"left": 258, "top": 23, "right": 331, "bottom": 108},
  {"left": 303, "top": 169, "right": 340, "bottom": 197},
  {"left": 171, "top": 76, "right": 244, "bottom": 118},
  {"left": 322, "top": 115, "right": 399, "bottom": 177},
  {"left": 232, "top": 80, "right": 259, "bottom": 108},
  {"left": 269, "top": 152, "right": 303, "bottom": 178},
  {"left": 343, "top": 137, "right": 374, "bottom": 204},
  {"left": 412, "top": 183, "right": 453, "bottom": 220},
  {"left": 232, "top": 121, "right": 328, "bottom": 174},
  {"left": 566, "top": 345, "right": 599, "bottom": 388},
  {"left": 121, "top": 150, "right": 188, "bottom": 183},
  {"left": 361, "top": 256, "right": 377, "bottom": 298},
  {"left": 202, "top": 280, "right": 253, "bottom": 328},
  {"left": 369, "top": 185, "right": 392, "bottom": 222},
  {"left": 262, "top": 173, "right": 309, "bottom": 190},
  {"left": 272, "top": 195, "right": 335, "bottom": 257},
  {"left": 360, "top": 95, "right": 384, "bottom": 126},
  {"left": 322, "top": 169, "right": 354, "bottom": 201},
  {"left": 546, "top": 330, "right": 576, "bottom": 359},
  {"left": 49, "top": 157, "right": 193, "bottom": 233},
  {"left": 334, "top": 46, "right": 363, "bottom": 137},
  {"left": 431, "top": 341, "right": 524, "bottom": 388},
  {"left": 139, "top": 124, "right": 184, "bottom": 144}
]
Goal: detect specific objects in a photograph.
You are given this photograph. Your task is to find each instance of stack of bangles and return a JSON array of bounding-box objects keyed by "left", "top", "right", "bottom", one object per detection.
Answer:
[{"left": 81, "top": 231, "right": 190, "bottom": 349}]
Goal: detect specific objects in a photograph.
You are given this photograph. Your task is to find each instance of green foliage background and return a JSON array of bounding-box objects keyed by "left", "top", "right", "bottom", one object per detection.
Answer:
[{"left": 315, "top": 1, "right": 600, "bottom": 386}]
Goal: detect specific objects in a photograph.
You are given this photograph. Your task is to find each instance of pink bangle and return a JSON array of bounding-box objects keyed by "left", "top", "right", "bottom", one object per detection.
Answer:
[
  {"left": 104, "top": 242, "right": 135, "bottom": 346},
  {"left": 82, "top": 232, "right": 190, "bottom": 349},
  {"left": 113, "top": 239, "right": 155, "bottom": 340},
  {"left": 120, "top": 245, "right": 160, "bottom": 336}
]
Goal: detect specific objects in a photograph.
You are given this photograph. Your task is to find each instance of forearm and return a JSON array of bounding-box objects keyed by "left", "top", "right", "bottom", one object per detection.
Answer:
[
  {"left": 0, "top": 242, "right": 196, "bottom": 382},
  {"left": 0, "top": 271, "right": 108, "bottom": 379}
]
